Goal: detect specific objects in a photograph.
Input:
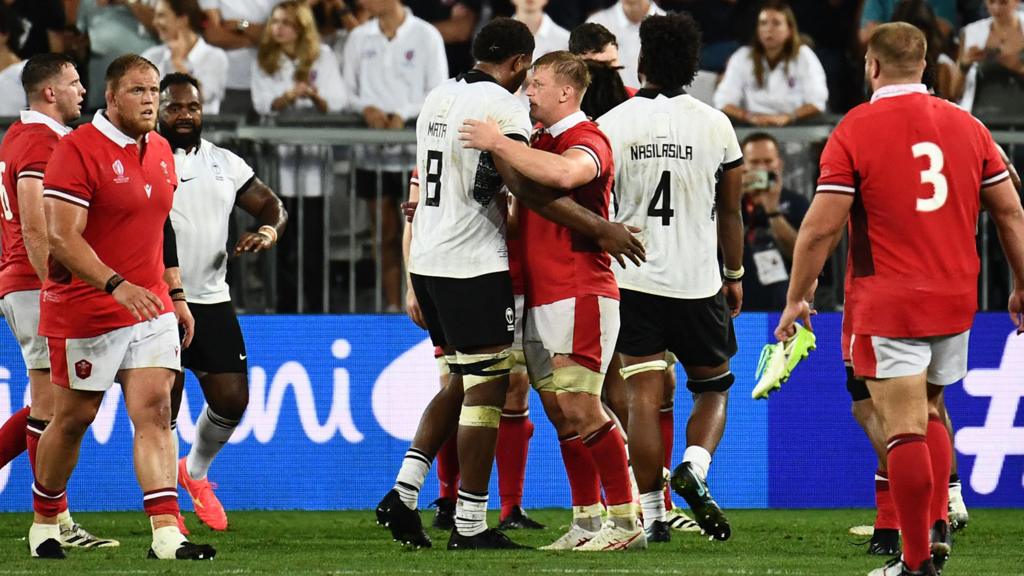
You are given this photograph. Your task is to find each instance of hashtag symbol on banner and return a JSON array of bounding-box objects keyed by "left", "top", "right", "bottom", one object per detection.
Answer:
[{"left": 955, "top": 331, "right": 1024, "bottom": 495}]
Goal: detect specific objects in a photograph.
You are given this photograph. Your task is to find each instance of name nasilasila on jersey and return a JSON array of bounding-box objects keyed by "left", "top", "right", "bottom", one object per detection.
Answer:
[
  {"left": 630, "top": 143, "right": 693, "bottom": 161},
  {"left": 427, "top": 122, "right": 448, "bottom": 139}
]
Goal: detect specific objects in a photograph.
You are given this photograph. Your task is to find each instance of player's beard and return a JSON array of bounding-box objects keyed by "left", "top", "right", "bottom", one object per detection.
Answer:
[{"left": 160, "top": 119, "right": 202, "bottom": 151}]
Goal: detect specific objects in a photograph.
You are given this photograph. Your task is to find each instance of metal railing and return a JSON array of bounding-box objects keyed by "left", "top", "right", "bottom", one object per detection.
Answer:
[{"left": 2, "top": 115, "right": 1021, "bottom": 313}]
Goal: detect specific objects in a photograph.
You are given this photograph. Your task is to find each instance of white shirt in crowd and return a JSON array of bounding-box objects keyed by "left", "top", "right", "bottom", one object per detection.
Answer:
[
  {"left": 599, "top": 88, "right": 743, "bottom": 299},
  {"left": 587, "top": 0, "right": 665, "bottom": 88},
  {"left": 142, "top": 38, "right": 230, "bottom": 114},
  {"left": 958, "top": 16, "right": 1024, "bottom": 112},
  {"left": 200, "top": 0, "right": 278, "bottom": 90},
  {"left": 250, "top": 45, "right": 347, "bottom": 114},
  {"left": 713, "top": 45, "right": 829, "bottom": 115},
  {"left": 170, "top": 138, "right": 256, "bottom": 304},
  {"left": 522, "top": 13, "right": 570, "bottom": 59},
  {"left": 409, "top": 73, "right": 532, "bottom": 279},
  {"left": 343, "top": 9, "right": 447, "bottom": 121},
  {"left": 343, "top": 8, "right": 447, "bottom": 171},
  {"left": 0, "top": 61, "right": 26, "bottom": 116}
]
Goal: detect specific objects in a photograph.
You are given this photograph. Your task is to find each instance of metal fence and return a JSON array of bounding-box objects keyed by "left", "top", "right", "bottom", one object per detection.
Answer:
[{"left": 3, "top": 115, "right": 1022, "bottom": 314}]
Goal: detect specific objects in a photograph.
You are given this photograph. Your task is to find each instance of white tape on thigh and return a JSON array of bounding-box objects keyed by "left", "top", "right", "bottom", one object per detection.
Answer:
[{"left": 619, "top": 360, "right": 669, "bottom": 381}]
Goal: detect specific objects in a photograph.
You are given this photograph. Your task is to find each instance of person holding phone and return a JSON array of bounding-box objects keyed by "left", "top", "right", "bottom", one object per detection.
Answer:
[{"left": 739, "top": 132, "right": 808, "bottom": 311}]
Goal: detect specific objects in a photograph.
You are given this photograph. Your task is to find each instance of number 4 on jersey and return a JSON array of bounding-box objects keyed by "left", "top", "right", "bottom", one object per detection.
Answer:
[{"left": 648, "top": 170, "right": 674, "bottom": 225}]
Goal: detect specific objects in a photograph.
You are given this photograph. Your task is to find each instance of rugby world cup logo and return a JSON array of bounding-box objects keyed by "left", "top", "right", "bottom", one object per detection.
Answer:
[{"left": 112, "top": 159, "right": 129, "bottom": 184}]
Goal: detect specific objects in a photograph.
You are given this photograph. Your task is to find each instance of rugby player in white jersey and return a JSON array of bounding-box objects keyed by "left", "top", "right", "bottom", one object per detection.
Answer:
[
  {"left": 375, "top": 17, "right": 644, "bottom": 550},
  {"left": 598, "top": 12, "right": 744, "bottom": 543},
  {"left": 157, "top": 72, "right": 287, "bottom": 533}
]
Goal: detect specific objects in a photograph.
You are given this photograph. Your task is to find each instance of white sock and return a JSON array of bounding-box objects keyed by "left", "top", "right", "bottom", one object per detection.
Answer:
[
  {"left": 186, "top": 407, "right": 239, "bottom": 480},
  {"left": 640, "top": 490, "right": 666, "bottom": 526},
  {"left": 607, "top": 502, "right": 636, "bottom": 530},
  {"left": 572, "top": 503, "right": 603, "bottom": 532},
  {"left": 29, "top": 522, "right": 60, "bottom": 554},
  {"left": 683, "top": 445, "right": 712, "bottom": 481},
  {"left": 454, "top": 489, "right": 488, "bottom": 537},
  {"left": 393, "top": 448, "right": 430, "bottom": 510}
]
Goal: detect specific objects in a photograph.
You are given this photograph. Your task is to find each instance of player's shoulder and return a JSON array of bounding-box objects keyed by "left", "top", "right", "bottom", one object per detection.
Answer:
[{"left": 567, "top": 119, "right": 610, "bottom": 146}]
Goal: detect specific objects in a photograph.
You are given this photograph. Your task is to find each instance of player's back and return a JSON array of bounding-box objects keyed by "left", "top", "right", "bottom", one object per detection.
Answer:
[
  {"left": 409, "top": 71, "right": 531, "bottom": 280},
  {"left": 0, "top": 120, "right": 61, "bottom": 297},
  {"left": 598, "top": 89, "right": 742, "bottom": 299},
  {"left": 818, "top": 88, "right": 1009, "bottom": 337}
]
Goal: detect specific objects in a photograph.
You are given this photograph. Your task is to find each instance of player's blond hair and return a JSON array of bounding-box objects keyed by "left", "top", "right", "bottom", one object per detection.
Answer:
[
  {"left": 533, "top": 51, "right": 591, "bottom": 97},
  {"left": 868, "top": 22, "right": 927, "bottom": 80}
]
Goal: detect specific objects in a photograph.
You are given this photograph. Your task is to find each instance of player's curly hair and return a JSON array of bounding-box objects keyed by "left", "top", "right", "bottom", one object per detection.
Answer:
[
  {"left": 638, "top": 13, "right": 701, "bottom": 90},
  {"left": 472, "top": 17, "right": 535, "bottom": 64}
]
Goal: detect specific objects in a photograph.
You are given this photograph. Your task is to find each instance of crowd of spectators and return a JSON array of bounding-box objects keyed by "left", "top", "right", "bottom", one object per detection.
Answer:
[{"left": 0, "top": 0, "right": 1021, "bottom": 312}]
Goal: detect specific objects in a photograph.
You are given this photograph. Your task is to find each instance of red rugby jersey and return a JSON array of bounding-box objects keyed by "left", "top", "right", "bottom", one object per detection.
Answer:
[
  {"left": 40, "top": 113, "right": 177, "bottom": 338},
  {"left": 817, "top": 85, "right": 1008, "bottom": 338},
  {"left": 520, "top": 111, "right": 618, "bottom": 308}
]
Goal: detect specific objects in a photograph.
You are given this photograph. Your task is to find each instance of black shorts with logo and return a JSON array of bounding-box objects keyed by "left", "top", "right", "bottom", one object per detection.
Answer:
[
  {"left": 617, "top": 288, "right": 737, "bottom": 369},
  {"left": 410, "top": 271, "right": 515, "bottom": 351},
  {"left": 182, "top": 301, "right": 248, "bottom": 374}
]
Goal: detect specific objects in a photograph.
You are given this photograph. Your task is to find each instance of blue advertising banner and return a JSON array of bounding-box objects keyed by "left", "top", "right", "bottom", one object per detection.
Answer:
[{"left": 0, "top": 313, "right": 1020, "bottom": 512}]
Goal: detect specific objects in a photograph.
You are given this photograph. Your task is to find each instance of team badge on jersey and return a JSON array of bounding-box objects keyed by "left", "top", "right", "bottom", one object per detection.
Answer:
[{"left": 75, "top": 359, "right": 92, "bottom": 379}]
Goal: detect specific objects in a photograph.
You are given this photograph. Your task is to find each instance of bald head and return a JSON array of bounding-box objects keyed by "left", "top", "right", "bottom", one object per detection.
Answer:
[{"left": 866, "top": 22, "right": 927, "bottom": 86}]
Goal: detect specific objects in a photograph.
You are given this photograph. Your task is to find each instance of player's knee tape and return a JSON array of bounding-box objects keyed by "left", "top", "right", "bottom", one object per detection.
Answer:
[
  {"left": 532, "top": 373, "right": 557, "bottom": 393},
  {"left": 686, "top": 371, "right": 734, "bottom": 394},
  {"left": 552, "top": 364, "right": 604, "bottom": 396},
  {"left": 436, "top": 355, "right": 454, "bottom": 376},
  {"left": 619, "top": 359, "right": 669, "bottom": 381},
  {"left": 663, "top": 351, "right": 678, "bottom": 368},
  {"left": 452, "top": 349, "right": 514, "bottom": 389},
  {"left": 510, "top": 349, "right": 528, "bottom": 375},
  {"left": 459, "top": 405, "right": 502, "bottom": 428}
]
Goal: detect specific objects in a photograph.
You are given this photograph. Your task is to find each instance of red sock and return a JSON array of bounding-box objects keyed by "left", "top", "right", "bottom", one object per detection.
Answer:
[
  {"left": 874, "top": 469, "right": 900, "bottom": 529},
  {"left": 25, "top": 416, "right": 48, "bottom": 474},
  {"left": 497, "top": 409, "right": 533, "bottom": 520},
  {"left": 143, "top": 488, "right": 180, "bottom": 518},
  {"left": 32, "top": 479, "right": 68, "bottom": 517},
  {"left": 583, "top": 421, "right": 633, "bottom": 507},
  {"left": 887, "top": 434, "right": 933, "bottom": 570},
  {"left": 660, "top": 406, "right": 674, "bottom": 509},
  {"left": 0, "top": 406, "right": 30, "bottom": 469},
  {"left": 926, "top": 415, "right": 952, "bottom": 525},
  {"left": 435, "top": 434, "right": 459, "bottom": 501},
  {"left": 558, "top": 434, "right": 601, "bottom": 507}
]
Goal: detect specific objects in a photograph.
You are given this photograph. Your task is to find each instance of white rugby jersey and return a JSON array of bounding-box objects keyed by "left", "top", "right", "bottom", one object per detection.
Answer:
[
  {"left": 408, "top": 71, "right": 532, "bottom": 279},
  {"left": 598, "top": 88, "right": 742, "bottom": 299},
  {"left": 170, "top": 138, "right": 255, "bottom": 304}
]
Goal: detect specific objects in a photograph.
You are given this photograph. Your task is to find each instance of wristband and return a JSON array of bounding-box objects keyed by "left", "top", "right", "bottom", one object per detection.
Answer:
[
  {"left": 169, "top": 287, "right": 186, "bottom": 302},
  {"left": 257, "top": 225, "right": 278, "bottom": 244},
  {"left": 765, "top": 211, "right": 783, "bottom": 219},
  {"left": 723, "top": 266, "right": 744, "bottom": 282},
  {"left": 105, "top": 273, "right": 126, "bottom": 294}
]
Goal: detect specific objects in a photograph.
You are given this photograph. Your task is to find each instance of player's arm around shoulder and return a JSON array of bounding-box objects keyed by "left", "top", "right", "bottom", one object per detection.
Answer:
[{"left": 459, "top": 117, "right": 596, "bottom": 191}]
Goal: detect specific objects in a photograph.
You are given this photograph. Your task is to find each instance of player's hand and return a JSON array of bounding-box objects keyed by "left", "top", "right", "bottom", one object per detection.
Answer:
[
  {"left": 774, "top": 299, "right": 813, "bottom": 342},
  {"left": 598, "top": 222, "right": 646, "bottom": 267},
  {"left": 401, "top": 200, "right": 418, "bottom": 223},
  {"left": 234, "top": 231, "right": 274, "bottom": 255},
  {"left": 173, "top": 299, "right": 195, "bottom": 348},
  {"left": 111, "top": 281, "right": 164, "bottom": 321},
  {"left": 721, "top": 280, "right": 743, "bottom": 318},
  {"left": 459, "top": 117, "right": 502, "bottom": 152},
  {"left": 1009, "top": 287, "right": 1024, "bottom": 335},
  {"left": 406, "top": 286, "right": 426, "bottom": 329}
]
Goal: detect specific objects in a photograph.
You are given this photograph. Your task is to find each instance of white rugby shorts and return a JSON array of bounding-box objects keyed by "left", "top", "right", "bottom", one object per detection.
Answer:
[
  {"left": 524, "top": 295, "right": 619, "bottom": 385},
  {"left": 0, "top": 290, "right": 49, "bottom": 370},
  {"left": 850, "top": 331, "right": 970, "bottom": 386},
  {"left": 48, "top": 313, "right": 181, "bottom": 391}
]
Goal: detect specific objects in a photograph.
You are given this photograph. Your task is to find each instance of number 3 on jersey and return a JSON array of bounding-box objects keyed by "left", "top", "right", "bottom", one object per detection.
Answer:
[
  {"left": 424, "top": 150, "right": 443, "bottom": 207},
  {"left": 912, "top": 142, "right": 947, "bottom": 213},
  {"left": 648, "top": 170, "right": 674, "bottom": 225}
]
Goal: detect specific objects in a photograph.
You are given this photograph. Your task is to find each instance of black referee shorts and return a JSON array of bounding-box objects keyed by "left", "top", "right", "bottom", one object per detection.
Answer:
[
  {"left": 617, "top": 288, "right": 737, "bottom": 372},
  {"left": 410, "top": 271, "right": 515, "bottom": 352},
  {"left": 182, "top": 301, "right": 248, "bottom": 374}
]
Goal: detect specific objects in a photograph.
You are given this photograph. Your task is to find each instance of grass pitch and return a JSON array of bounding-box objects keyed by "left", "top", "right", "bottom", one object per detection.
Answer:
[{"left": 0, "top": 509, "right": 1021, "bottom": 575}]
